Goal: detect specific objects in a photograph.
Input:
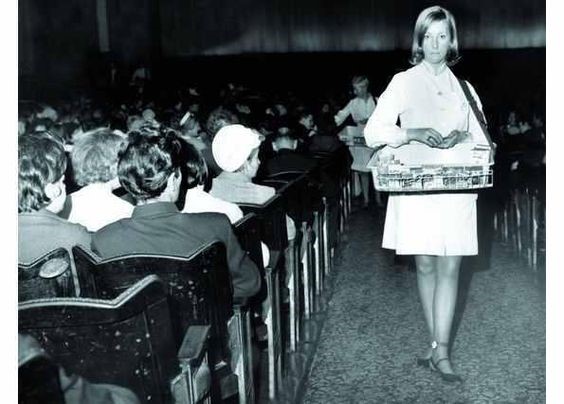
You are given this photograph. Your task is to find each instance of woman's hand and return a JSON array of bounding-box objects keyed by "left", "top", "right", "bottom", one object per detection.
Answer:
[
  {"left": 438, "top": 130, "right": 470, "bottom": 149},
  {"left": 406, "top": 128, "right": 444, "bottom": 147}
]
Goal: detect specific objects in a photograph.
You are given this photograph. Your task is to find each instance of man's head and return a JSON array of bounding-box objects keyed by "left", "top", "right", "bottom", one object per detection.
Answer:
[
  {"left": 118, "top": 130, "right": 186, "bottom": 204},
  {"left": 212, "top": 124, "right": 262, "bottom": 179},
  {"left": 272, "top": 132, "right": 298, "bottom": 153},
  {"left": 298, "top": 111, "right": 316, "bottom": 131}
]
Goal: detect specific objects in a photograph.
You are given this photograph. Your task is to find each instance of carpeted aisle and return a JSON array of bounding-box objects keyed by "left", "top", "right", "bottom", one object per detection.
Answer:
[{"left": 302, "top": 206, "right": 545, "bottom": 403}]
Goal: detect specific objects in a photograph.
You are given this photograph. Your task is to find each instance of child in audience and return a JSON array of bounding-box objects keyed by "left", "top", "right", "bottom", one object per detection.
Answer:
[
  {"left": 210, "top": 124, "right": 276, "bottom": 205},
  {"left": 92, "top": 129, "right": 261, "bottom": 300},
  {"left": 65, "top": 128, "right": 133, "bottom": 231},
  {"left": 210, "top": 124, "right": 296, "bottom": 240},
  {"left": 265, "top": 131, "right": 317, "bottom": 176},
  {"left": 182, "top": 139, "right": 245, "bottom": 223},
  {"left": 18, "top": 132, "right": 91, "bottom": 264},
  {"left": 182, "top": 141, "right": 270, "bottom": 267}
]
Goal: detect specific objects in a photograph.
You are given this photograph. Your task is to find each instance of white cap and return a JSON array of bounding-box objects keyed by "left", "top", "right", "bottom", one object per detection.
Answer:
[{"left": 212, "top": 124, "right": 261, "bottom": 172}]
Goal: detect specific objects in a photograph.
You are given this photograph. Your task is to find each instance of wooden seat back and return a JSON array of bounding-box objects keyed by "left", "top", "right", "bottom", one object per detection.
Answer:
[
  {"left": 19, "top": 247, "right": 77, "bottom": 301},
  {"left": 19, "top": 275, "right": 178, "bottom": 403},
  {"left": 72, "top": 242, "right": 232, "bottom": 366}
]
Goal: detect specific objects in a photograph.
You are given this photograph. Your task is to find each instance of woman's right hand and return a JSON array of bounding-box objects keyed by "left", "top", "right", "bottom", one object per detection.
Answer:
[{"left": 406, "top": 128, "right": 444, "bottom": 147}]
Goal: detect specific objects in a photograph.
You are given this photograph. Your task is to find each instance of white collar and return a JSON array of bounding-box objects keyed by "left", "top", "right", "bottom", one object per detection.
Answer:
[{"left": 421, "top": 60, "right": 448, "bottom": 77}]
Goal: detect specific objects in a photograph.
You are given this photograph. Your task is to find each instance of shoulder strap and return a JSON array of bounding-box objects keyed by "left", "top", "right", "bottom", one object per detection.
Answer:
[{"left": 457, "top": 79, "right": 494, "bottom": 148}]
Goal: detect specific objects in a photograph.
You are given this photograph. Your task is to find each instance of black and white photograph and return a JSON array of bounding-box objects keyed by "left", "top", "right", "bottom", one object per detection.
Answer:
[{"left": 13, "top": 0, "right": 557, "bottom": 402}]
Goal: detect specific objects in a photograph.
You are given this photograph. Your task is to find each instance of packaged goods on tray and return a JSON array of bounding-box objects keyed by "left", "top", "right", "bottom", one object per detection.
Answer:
[{"left": 367, "top": 143, "right": 494, "bottom": 192}]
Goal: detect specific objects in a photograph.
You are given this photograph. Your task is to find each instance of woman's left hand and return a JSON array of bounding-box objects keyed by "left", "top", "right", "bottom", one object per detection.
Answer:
[{"left": 438, "top": 130, "right": 470, "bottom": 148}]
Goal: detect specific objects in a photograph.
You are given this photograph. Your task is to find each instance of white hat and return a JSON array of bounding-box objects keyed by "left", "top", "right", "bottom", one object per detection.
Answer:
[{"left": 212, "top": 124, "right": 261, "bottom": 172}]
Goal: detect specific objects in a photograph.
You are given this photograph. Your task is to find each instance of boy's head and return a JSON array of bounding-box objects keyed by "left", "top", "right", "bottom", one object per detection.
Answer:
[
  {"left": 212, "top": 124, "right": 263, "bottom": 179},
  {"left": 272, "top": 132, "right": 298, "bottom": 153}
]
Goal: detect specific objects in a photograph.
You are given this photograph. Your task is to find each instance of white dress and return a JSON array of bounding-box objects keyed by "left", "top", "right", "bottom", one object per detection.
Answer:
[
  {"left": 364, "top": 61, "right": 488, "bottom": 256},
  {"left": 335, "top": 96, "right": 377, "bottom": 173}
]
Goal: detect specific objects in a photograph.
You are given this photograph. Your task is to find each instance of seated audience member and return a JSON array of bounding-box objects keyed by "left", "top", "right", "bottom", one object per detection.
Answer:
[
  {"left": 18, "top": 133, "right": 91, "bottom": 264},
  {"left": 200, "top": 106, "right": 241, "bottom": 178},
  {"left": 210, "top": 124, "right": 276, "bottom": 205},
  {"left": 19, "top": 334, "right": 140, "bottom": 404},
  {"left": 92, "top": 131, "right": 261, "bottom": 299},
  {"left": 182, "top": 140, "right": 244, "bottom": 224},
  {"left": 182, "top": 142, "right": 270, "bottom": 267},
  {"left": 210, "top": 124, "right": 298, "bottom": 240},
  {"left": 205, "top": 106, "right": 240, "bottom": 141},
  {"left": 178, "top": 110, "right": 212, "bottom": 157},
  {"left": 300, "top": 109, "right": 348, "bottom": 155},
  {"left": 295, "top": 109, "right": 319, "bottom": 148},
  {"left": 504, "top": 110, "right": 522, "bottom": 136},
  {"left": 264, "top": 131, "right": 317, "bottom": 176},
  {"left": 66, "top": 129, "right": 133, "bottom": 231}
]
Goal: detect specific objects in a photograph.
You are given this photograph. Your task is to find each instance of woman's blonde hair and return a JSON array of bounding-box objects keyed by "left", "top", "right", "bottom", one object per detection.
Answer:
[{"left": 409, "top": 6, "right": 460, "bottom": 66}]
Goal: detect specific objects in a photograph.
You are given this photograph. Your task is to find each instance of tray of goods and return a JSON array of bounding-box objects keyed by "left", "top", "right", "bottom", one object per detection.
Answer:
[{"left": 367, "top": 142, "right": 494, "bottom": 192}]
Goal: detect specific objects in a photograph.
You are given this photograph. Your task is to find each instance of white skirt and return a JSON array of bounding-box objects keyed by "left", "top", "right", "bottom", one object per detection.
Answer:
[{"left": 382, "top": 192, "right": 478, "bottom": 256}]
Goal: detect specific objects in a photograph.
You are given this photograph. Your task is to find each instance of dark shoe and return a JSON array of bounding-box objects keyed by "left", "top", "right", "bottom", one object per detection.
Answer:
[
  {"left": 429, "top": 341, "right": 463, "bottom": 383},
  {"left": 429, "top": 357, "right": 463, "bottom": 383}
]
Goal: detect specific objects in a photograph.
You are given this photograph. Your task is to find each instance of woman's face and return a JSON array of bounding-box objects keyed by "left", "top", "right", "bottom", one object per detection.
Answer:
[
  {"left": 245, "top": 148, "right": 261, "bottom": 179},
  {"left": 353, "top": 82, "right": 369, "bottom": 98},
  {"left": 422, "top": 20, "right": 451, "bottom": 65}
]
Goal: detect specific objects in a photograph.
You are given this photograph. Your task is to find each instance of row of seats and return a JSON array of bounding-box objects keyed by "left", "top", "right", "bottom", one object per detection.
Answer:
[
  {"left": 19, "top": 149, "right": 352, "bottom": 403},
  {"left": 493, "top": 185, "right": 545, "bottom": 272}
]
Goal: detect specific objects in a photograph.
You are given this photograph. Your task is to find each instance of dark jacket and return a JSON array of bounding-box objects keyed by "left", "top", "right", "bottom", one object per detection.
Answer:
[
  {"left": 92, "top": 202, "right": 261, "bottom": 298},
  {"left": 264, "top": 148, "right": 318, "bottom": 176}
]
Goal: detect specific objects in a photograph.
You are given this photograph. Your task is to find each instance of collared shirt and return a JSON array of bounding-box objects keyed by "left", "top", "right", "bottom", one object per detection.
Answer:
[
  {"left": 19, "top": 209, "right": 91, "bottom": 264},
  {"left": 334, "top": 95, "right": 377, "bottom": 126},
  {"left": 210, "top": 172, "right": 275, "bottom": 205},
  {"left": 364, "top": 61, "right": 488, "bottom": 148},
  {"left": 183, "top": 185, "right": 244, "bottom": 224},
  {"left": 67, "top": 182, "right": 134, "bottom": 232}
]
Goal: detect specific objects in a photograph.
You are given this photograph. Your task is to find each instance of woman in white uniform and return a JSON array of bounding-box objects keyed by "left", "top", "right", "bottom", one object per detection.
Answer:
[
  {"left": 335, "top": 76, "right": 382, "bottom": 207},
  {"left": 364, "top": 6, "right": 489, "bottom": 382}
]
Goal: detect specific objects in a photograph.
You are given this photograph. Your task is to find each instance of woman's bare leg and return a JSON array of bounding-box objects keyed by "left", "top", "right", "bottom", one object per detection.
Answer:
[
  {"left": 415, "top": 255, "right": 437, "bottom": 358},
  {"left": 431, "top": 255, "right": 463, "bottom": 373}
]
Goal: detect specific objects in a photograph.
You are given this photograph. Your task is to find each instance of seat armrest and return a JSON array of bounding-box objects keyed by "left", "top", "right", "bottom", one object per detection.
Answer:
[
  {"left": 177, "top": 325, "right": 210, "bottom": 366},
  {"left": 173, "top": 325, "right": 212, "bottom": 403},
  {"left": 267, "top": 250, "right": 283, "bottom": 270}
]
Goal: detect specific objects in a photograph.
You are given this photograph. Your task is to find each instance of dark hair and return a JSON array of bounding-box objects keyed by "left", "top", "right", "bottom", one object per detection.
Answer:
[
  {"left": 18, "top": 133, "right": 67, "bottom": 213},
  {"left": 184, "top": 141, "right": 209, "bottom": 188},
  {"left": 117, "top": 130, "right": 186, "bottom": 201},
  {"left": 205, "top": 106, "right": 239, "bottom": 139}
]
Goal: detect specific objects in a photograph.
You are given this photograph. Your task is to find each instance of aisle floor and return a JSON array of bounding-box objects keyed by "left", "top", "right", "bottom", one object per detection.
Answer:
[{"left": 302, "top": 206, "right": 545, "bottom": 404}]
